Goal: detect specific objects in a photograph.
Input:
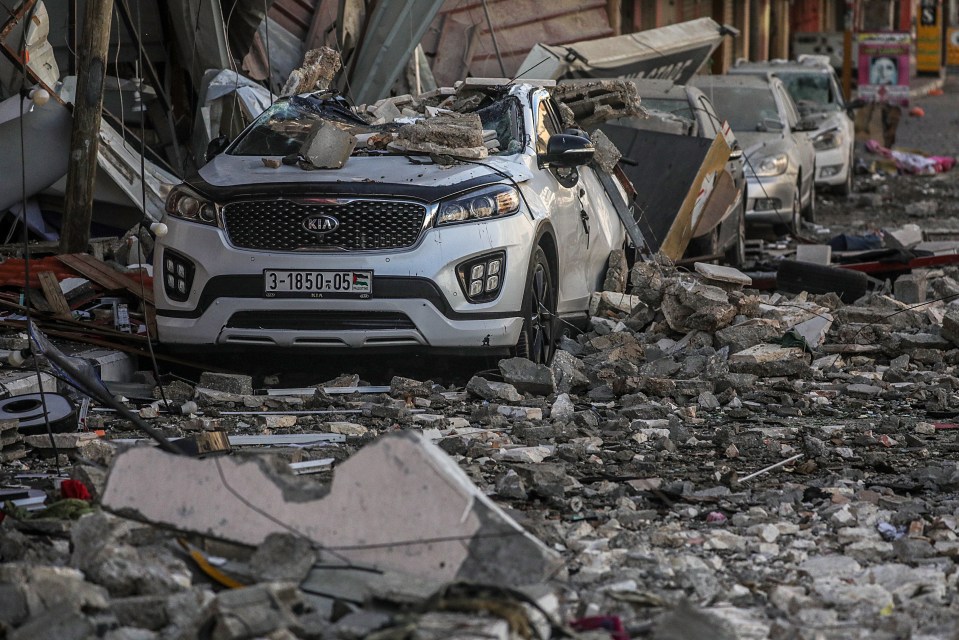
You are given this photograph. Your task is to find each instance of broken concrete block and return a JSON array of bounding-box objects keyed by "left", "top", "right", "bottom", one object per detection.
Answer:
[
  {"left": 0, "top": 564, "right": 108, "bottom": 626},
  {"left": 551, "top": 79, "right": 643, "bottom": 129},
  {"left": 792, "top": 313, "right": 834, "bottom": 348},
  {"left": 884, "top": 223, "right": 923, "bottom": 250},
  {"left": 390, "top": 112, "right": 487, "bottom": 159},
  {"left": 714, "top": 321, "right": 782, "bottom": 354},
  {"left": 550, "top": 351, "right": 590, "bottom": 394},
  {"left": 326, "top": 421, "right": 369, "bottom": 436},
  {"left": 590, "top": 128, "right": 622, "bottom": 174},
  {"left": 204, "top": 582, "right": 303, "bottom": 640},
  {"left": 942, "top": 309, "right": 959, "bottom": 347},
  {"left": 466, "top": 376, "right": 522, "bottom": 402},
  {"left": 728, "top": 344, "right": 811, "bottom": 377},
  {"left": 894, "top": 273, "right": 928, "bottom": 304},
  {"left": 795, "top": 244, "right": 832, "bottom": 265},
  {"left": 694, "top": 262, "right": 753, "bottom": 288},
  {"left": 280, "top": 46, "right": 341, "bottom": 96},
  {"left": 250, "top": 533, "right": 316, "bottom": 583},
  {"left": 198, "top": 372, "right": 253, "bottom": 396},
  {"left": 591, "top": 291, "right": 644, "bottom": 317},
  {"left": 101, "top": 432, "right": 560, "bottom": 585},
  {"left": 661, "top": 278, "right": 737, "bottom": 333},
  {"left": 498, "top": 358, "right": 557, "bottom": 396},
  {"left": 389, "top": 375, "right": 433, "bottom": 398},
  {"left": 629, "top": 261, "right": 666, "bottom": 306},
  {"left": 602, "top": 249, "right": 629, "bottom": 292},
  {"left": 301, "top": 121, "right": 357, "bottom": 169}
]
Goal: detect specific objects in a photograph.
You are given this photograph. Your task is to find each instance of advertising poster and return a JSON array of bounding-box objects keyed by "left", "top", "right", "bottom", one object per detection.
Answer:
[
  {"left": 917, "top": 0, "right": 943, "bottom": 72},
  {"left": 857, "top": 33, "right": 911, "bottom": 106},
  {"left": 947, "top": 27, "right": 959, "bottom": 66}
]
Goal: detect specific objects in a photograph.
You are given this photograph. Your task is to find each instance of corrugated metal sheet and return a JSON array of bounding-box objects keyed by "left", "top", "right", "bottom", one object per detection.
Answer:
[
  {"left": 426, "top": 0, "right": 613, "bottom": 85},
  {"left": 270, "top": 0, "right": 319, "bottom": 41}
]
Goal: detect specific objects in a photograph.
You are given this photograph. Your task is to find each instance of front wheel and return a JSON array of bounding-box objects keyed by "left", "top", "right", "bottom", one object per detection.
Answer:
[
  {"left": 513, "top": 247, "right": 557, "bottom": 365},
  {"left": 801, "top": 177, "right": 817, "bottom": 223},
  {"left": 724, "top": 199, "right": 747, "bottom": 266}
]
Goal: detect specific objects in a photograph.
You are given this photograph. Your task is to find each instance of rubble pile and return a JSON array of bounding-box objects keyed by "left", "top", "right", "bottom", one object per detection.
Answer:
[{"left": 4, "top": 241, "right": 959, "bottom": 637}]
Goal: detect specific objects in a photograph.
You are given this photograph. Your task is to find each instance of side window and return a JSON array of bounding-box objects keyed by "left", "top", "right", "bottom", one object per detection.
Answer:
[{"left": 535, "top": 99, "right": 560, "bottom": 155}]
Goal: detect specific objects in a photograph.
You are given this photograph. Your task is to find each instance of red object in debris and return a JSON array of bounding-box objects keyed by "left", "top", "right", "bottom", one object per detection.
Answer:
[
  {"left": 571, "top": 616, "right": 630, "bottom": 640},
  {"left": 706, "top": 511, "right": 728, "bottom": 524},
  {"left": 60, "top": 479, "right": 92, "bottom": 501},
  {"left": 934, "top": 423, "right": 959, "bottom": 430},
  {"left": 0, "top": 257, "right": 79, "bottom": 289},
  {"left": 909, "top": 106, "right": 925, "bottom": 117}
]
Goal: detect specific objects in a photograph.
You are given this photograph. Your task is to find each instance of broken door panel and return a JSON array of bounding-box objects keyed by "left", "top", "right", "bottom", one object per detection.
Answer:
[{"left": 603, "top": 126, "right": 731, "bottom": 260}]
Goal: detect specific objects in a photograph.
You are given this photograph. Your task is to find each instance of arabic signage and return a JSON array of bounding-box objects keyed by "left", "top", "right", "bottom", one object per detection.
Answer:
[
  {"left": 917, "top": 0, "right": 944, "bottom": 72},
  {"left": 857, "top": 32, "right": 910, "bottom": 106}
]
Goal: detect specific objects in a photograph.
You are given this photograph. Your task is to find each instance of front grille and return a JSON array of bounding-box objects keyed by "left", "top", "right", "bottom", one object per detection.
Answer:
[
  {"left": 226, "top": 311, "right": 416, "bottom": 331},
  {"left": 223, "top": 199, "right": 427, "bottom": 251}
]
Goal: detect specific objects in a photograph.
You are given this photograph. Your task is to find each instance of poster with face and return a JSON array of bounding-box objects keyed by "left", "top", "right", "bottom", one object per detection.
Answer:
[{"left": 857, "top": 33, "right": 911, "bottom": 106}]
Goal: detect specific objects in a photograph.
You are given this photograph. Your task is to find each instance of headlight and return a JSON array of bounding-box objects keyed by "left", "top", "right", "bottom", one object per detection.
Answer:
[
  {"left": 165, "top": 185, "right": 220, "bottom": 226},
  {"left": 813, "top": 130, "right": 843, "bottom": 150},
  {"left": 436, "top": 185, "right": 520, "bottom": 226},
  {"left": 751, "top": 153, "right": 788, "bottom": 177}
]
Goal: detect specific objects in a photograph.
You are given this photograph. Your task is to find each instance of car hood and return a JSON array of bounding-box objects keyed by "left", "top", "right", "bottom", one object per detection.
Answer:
[
  {"left": 805, "top": 111, "right": 849, "bottom": 137},
  {"left": 737, "top": 131, "right": 792, "bottom": 161},
  {"left": 190, "top": 153, "right": 533, "bottom": 203}
]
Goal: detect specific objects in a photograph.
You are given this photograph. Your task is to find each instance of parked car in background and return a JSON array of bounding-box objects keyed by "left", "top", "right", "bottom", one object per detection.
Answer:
[
  {"left": 154, "top": 81, "right": 629, "bottom": 364},
  {"left": 689, "top": 74, "right": 817, "bottom": 234},
  {"left": 602, "top": 78, "right": 747, "bottom": 265},
  {"left": 729, "top": 55, "right": 855, "bottom": 195}
]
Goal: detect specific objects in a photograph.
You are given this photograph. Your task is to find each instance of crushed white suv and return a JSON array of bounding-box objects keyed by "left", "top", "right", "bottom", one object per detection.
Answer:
[{"left": 154, "top": 81, "right": 630, "bottom": 362}]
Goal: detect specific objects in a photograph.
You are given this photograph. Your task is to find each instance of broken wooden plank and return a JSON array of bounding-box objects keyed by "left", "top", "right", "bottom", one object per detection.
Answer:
[
  {"left": 56, "top": 253, "right": 154, "bottom": 305},
  {"left": 37, "top": 271, "right": 72, "bottom": 319}
]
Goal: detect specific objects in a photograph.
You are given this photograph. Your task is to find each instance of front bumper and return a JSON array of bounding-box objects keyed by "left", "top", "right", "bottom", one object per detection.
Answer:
[
  {"left": 815, "top": 145, "right": 850, "bottom": 186},
  {"left": 154, "top": 215, "right": 536, "bottom": 352},
  {"left": 743, "top": 174, "right": 796, "bottom": 225}
]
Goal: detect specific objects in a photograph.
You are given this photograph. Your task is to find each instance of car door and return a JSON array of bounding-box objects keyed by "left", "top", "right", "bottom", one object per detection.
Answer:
[
  {"left": 532, "top": 94, "right": 592, "bottom": 314},
  {"left": 776, "top": 84, "right": 816, "bottom": 203}
]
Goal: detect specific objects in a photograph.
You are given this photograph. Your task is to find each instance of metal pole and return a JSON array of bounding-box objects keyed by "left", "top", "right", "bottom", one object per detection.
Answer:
[{"left": 481, "top": 0, "right": 507, "bottom": 77}]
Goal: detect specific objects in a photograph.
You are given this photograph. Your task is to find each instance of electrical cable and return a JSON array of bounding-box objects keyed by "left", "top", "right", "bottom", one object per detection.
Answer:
[{"left": 14, "top": 2, "right": 60, "bottom": 475}]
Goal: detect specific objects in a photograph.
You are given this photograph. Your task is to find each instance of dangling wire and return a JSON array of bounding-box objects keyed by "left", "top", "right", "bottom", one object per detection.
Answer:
[{"left": 15, "top": 1, "right": 60, "bottom": 474}]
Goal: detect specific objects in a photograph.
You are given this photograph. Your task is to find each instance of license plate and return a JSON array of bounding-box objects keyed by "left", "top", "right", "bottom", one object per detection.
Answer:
[{"left": 264, "top": 270, "right": 372, "bottom": 298}]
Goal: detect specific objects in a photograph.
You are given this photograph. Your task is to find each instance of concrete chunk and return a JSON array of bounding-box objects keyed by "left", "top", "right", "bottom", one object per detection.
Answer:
[{"left": 101, "top": 432, "right": 560, "bottom": 586}]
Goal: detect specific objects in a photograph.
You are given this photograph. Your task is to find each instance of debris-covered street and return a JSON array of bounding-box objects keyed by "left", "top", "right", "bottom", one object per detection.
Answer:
[{"left": 3, "top": 2, "right": 959, "bottom": 639}]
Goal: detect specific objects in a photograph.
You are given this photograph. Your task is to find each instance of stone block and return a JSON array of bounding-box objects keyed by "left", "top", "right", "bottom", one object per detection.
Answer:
[
  {"left": 498, "top": 358, "right": 556, "bottom": 396},
  {"left": 197, "top": 373, "right": 253, "bottom": 396},
  {"left": 795, "top": 244, "right": 832, "bottom": 265},
  {"left": 728, "top": 344, "right": 811, "bottom": 377},
  {"left": 893, "top": 273, "right": 927, "bottom": 304}
]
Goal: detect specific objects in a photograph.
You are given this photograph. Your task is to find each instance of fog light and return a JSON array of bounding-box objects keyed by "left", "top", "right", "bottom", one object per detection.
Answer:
[
  {"left": 162, "top": 250, "right": 196, "bottom": 302},
  {"left": 820, "top": 164, "right": 842, "bottom": 178},
  {"left": 457, "top": 251, "right": 507, "bottom": 303}
]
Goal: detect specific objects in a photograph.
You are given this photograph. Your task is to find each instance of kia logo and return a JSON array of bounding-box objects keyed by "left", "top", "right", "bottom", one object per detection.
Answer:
[{"left": 303, "top": 214, "right": 339, "bottom": 233}]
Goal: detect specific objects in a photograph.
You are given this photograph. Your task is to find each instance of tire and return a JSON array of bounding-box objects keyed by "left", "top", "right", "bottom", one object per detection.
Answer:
[
  {"left": 776, "top": 260, "right": 869, "bottom": 303},
  {"left": 724, "top": 199, "right": 747, "bottom": 266},
  {"left": 774, "top": 185, "right": 801, "bottom": 237},
  {"left": 801, "top": 176, "right": 816, "bottom": 223},
  {"left": 513, "top": 247, "right": 557, "bottom": 365}
]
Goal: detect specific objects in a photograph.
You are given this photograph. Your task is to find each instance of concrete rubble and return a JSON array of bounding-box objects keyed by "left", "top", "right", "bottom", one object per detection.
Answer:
[{"left": 7, "top": 175, "right": 959, "bottom": 637}]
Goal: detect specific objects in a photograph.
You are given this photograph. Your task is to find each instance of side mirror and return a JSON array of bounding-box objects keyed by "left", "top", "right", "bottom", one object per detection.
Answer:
[
  {"left": 796, "top": 118, "right": 819, "bottom": 132},
  {"left": 542, "top": 133, "right": 594, "bottom": 168},
  {"left": 206, "top": 135, "right": 230, "bottom": 162},
  {"left": 729, "top": 148, "right": 744, "bottom": 161}
]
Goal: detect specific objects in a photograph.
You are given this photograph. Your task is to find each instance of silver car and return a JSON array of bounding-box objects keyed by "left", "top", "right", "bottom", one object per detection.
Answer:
[
  {"left": 729, "top": 56, "right": 855, "bottom": 195},
  {"left": 153, "top": 82, "right": 627, "bottom": 362},
  {"left": 690, "top": 74, "right": 817, "bottom": 234}
]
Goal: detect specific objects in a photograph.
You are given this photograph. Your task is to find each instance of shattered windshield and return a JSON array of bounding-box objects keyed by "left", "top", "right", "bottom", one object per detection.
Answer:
[
  {"left": 700, "top": 86, "right": 780, "bottom": 131},
  {"left": 641, "top": 98, "right": 693, "bottom": 120},
  {"left": 228, "top": 93, "right": 522, "bottom": 158},
  {"left": 775, "top": 72, "right": 840, "bottom": 113}
]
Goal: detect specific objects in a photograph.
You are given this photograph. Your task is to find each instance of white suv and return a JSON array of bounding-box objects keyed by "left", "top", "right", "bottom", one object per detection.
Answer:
[{"left": 154, "top": 82, "right": 629, "bottom": 362}]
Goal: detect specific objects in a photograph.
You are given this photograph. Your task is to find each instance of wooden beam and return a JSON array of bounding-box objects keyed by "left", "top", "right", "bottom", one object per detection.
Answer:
[
  {"left": 37, "top": 271, "right": 72, "bottom": 319},
  {"left": 60, "top": 0, "right": 115, "bottom": 254}
]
